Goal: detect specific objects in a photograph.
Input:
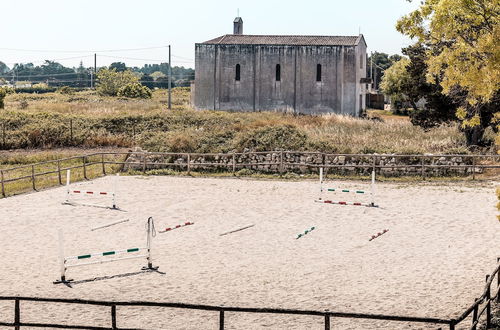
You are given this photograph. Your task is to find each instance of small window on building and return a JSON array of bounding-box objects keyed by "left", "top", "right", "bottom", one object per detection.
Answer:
[
  {"left": 360, "top": 55, "right": 363, "bottom": 69},
  {"left": 235, "top": 64, "right": 240, "bottom": 81},
  {"left": 316, "top": 64, "right": 322, "bottom": 82},
  {"left": 275, "top": 64, "right": 281, "bottom": 81}
]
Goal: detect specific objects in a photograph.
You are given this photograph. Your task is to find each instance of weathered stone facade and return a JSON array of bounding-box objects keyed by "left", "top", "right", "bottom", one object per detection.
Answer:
[{"left": 194, "top": 18, "right": 367, "bottom": 116}]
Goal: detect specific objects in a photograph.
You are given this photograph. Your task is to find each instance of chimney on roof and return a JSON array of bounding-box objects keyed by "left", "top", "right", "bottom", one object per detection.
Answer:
[{"left": 233, "top": 17, "right": 243, "bottom": 35}]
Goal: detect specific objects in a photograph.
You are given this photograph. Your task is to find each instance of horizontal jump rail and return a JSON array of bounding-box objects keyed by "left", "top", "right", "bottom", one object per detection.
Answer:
[
  {"left": 65, "top": 247, "right": 146, "bottom": 261},
  {"left": 66, "top": 254, "right": 149, "bottom": 268}
]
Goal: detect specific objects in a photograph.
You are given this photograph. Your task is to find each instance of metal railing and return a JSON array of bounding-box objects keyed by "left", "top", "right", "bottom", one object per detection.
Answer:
[
  {"left": 0, "top": 260, "right": 498, "bottom": 329},
  {"left": 1, "top": 151, "right": 500, "bottom": 198}
]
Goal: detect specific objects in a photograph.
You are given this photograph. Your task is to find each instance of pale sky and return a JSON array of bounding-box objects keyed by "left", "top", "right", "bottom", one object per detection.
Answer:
[{"left": 1, "top": 0, "right": 419, "bottom": 69}]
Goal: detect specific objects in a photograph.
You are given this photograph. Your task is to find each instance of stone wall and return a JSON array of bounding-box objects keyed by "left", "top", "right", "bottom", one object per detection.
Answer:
[{"left": 123, "top": 149, "right": 483, "bottom": 177}]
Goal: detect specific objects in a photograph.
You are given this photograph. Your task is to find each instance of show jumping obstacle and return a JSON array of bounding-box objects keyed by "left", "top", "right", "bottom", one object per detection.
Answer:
[
  {"left": 159, "top": 221, "right": 194, "bottom": 234},
  {"left": 315, "top": 168, "right": 378, "bottom": 207},
  {"left": 369, "top": 229, "right": 389, "bottom": 241},
  {"left": 54, "top": 217, "right": 158, "bottom": 284},
  {"left": 296, "top": 226, "right": 316, "bottom": 239},
  {"left": 62, "top": 170, "right": 118, "bottom": 210}
]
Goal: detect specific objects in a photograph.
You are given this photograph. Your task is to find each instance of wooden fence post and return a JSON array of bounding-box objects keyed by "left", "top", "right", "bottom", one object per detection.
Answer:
[
  {"left": 498, "top": 257, "right": 500, "bottom": 303},
  {"left": 0, "top": 170, "right": 5, "bottom": 197},
  {"left": 421, "top": 156, "right": 425, "bottom": 180},
  {"left": 57, "top": 160, "right": 62, "bottom": 185},
  {"left": 31, "top": 165, "right": 36, "bottom": 191},
  {"left": 187, "top": 154, "right": 191, "bottom": 175},
  {"left": 471, "top": 299, "right": 478, "bottom": 330},
  {"left": 102, "top": 154, "right": 106, "bottom": 175},
  {"left": 14, "top": 298, "right": 20, "bottom": 330},
  {"left": 111, "top": 305, "right": 117, "bottom": 330},
  {"left": 486, "top": 275, "right": 491, "bottom": 328},
  {"left": 472, "top": 156, "right": 476, "bottom": 180},
  {"left": 279, "top": 150, "right": 284, "bottom": 175},
  {"left": 232, "top": 153, "right": 236, "bottom": 175},
  {"left": 82, "top": 156, "right": 87, "bottom": 180},
  {"left": 219, "top": 308, "right": 224, "bottom": 330},
  {"left": 142, "top": 153, "right": 147, "bottom": 173},
  {"left": 324, "top": 310, "right": 330, "bottom": 330}
]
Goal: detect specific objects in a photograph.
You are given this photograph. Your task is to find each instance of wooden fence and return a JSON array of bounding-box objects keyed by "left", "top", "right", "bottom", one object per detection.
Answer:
[
  {"left": 0, "top": 260, "right": 498, "bottom": 329},
  {"left": 1, "top": 151, "right": 500, "bottom": 198}
]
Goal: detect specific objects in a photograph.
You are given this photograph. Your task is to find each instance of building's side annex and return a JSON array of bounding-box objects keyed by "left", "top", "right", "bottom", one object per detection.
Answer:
[{"left": 194, "top": 18, "right": 367, "bottom": 116}]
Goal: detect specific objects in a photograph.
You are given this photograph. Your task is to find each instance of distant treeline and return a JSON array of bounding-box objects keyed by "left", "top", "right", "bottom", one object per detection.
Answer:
[{"left": 0, "top": 60, "right": 194, "bottom": 88}]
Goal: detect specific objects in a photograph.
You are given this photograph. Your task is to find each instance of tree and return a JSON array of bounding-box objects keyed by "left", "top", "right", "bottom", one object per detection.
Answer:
[
  {"left": 397, "top": 0, "right": 500, "bottom": 145},
  {"left": 140, "top": 74, "right": 155, "bottom": 89},
  {"left": 109, "top": 62, "right": 127, "bottom": 72},
  {"left": 0, "top": 61, "right": 9, "bottom": 74},
  {"left": 96, "top": 68, "right": 139, "bottom": 96},
  {"left": 367, "top": 52, "right": 405, "bottom": 90},
  {"left": 380, "top": 58, "right": 412, "bottom": 110}
]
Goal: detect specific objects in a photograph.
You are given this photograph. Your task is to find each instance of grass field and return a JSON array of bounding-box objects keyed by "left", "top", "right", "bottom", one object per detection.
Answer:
[{"left": 0, "top": 88, "right": 479, "bottom": 155}]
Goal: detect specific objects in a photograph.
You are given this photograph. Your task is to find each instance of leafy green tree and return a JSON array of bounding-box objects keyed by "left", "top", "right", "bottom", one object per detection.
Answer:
[
  {"left": 397, "top": 0, "right": 499, "bottom": 145},
  {"left": 0, "top": 61, "right": 9, "bottom": 74},
  {"left": 150, "top": 71, "right": 166, "bottom": 80},
  {"left": 380, "top": 58, "right": 411, "bottom": 108},
  {"left": 368, "top": 52, "right": 402, "bottom": 90},
  {"left": 96, "top": 68, "right": 139, "bottom": 96},
  {"left": 109, "top": 62, "right": 127, "bottom": 72},
  {"left": 402, "top": 43, "right": 460, "bottom": 129},
  {"left": 140, "top": 74, "right": 155, "bottom": 89}
]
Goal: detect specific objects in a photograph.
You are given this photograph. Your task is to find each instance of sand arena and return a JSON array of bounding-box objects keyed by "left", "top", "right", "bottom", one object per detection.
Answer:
[{"left": 0, "top": 175, "right": 498, "bottom": 329}]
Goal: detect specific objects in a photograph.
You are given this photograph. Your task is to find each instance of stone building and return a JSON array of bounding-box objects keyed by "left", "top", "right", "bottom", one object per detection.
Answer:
[{"left": 194, "top": 17, "right": 368, "bottom": 116}]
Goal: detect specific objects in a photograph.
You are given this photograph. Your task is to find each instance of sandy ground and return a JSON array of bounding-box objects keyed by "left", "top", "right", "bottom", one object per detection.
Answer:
[{"left": 0, "top": 175, "right": 498, "bottom": 330}]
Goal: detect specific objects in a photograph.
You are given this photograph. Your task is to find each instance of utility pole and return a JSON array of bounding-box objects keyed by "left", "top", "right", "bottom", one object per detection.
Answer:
[
  {"left": 93, "top": 53, "right": 97, "bottom": 89},
  {"left": 370, "top": 51, "right": 373, "bottom": 92},
  {"left": 168, "top": 45, "right": 172, "bottom": 109}
]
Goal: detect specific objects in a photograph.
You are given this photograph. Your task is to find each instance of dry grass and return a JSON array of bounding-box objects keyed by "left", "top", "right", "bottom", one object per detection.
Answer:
[{"left": 0, "top": 88, "right": 470, "bottom": 155}]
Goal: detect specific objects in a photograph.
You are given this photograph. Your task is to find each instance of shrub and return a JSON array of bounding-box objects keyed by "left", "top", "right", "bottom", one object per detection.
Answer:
[
  {"left": 19, "top": 98, "right": 29, "bottom": 110},
  {"left": 97, "top": 68, "right": 139, "bottom": 96},
  {"left": 57, "top": 86, "right": 74, "bottom": 95},
  {"left": 117, "top": 83, "right": 152, "bottom": 99},
  {"left": 0, "top": 88, "right": 5, "bottom": 109}
]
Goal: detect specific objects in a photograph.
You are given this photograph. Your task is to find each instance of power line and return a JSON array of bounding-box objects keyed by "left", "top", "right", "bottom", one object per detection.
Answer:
[
  {"left": 0, "top": 45, "right": 169, "bottom": 54},
  {"left": 3, "top": 55, "right": 94, "bottom": 66}
]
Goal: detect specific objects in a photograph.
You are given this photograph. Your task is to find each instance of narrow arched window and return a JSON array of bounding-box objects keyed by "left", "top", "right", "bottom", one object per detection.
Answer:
[
  {"left": 275, "top": 64, "right": 281, "bottom": 81},
  {"left": 316, "top": 64, "right": 322, "bottom": 82},
  {"left": 235, "top": 64, "right": 240, "bottom": 81}
]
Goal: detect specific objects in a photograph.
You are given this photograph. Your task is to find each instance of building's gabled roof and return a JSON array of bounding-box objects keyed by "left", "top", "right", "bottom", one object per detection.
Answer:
[
  {"left": 201, "top": 34, "right": 364, "bottom": 46},
  {"left": 233, "top": 17, "right": 243, "bottom": 23}
]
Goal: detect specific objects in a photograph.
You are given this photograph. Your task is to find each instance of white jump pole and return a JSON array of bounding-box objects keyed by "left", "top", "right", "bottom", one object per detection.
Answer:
[
  {"left": 57, "top": 229, "right": 67, "bottom": 282},
  {"left": 319, "top": 167, "right": 324, "bottom": 200},
  {"left": 370, "top": 170, "right": 376, "bottom": 207},
  {"left": 112, "top": 173, "right": 119, "bottom": 209},
  {"left": 143, "top": 217, "right": 158, "bottom": 271},
  {"left": 65, "top": 170, "right": 71, "bottom": 204}
]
